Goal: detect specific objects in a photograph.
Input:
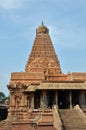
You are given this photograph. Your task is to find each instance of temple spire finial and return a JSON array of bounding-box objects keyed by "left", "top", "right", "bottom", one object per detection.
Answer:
[
  {"left": 36, "top": 22, "right": 49, "bottom": 34},
  {"left": 42, "top": 21, "right": 44, "bottom": 26}
]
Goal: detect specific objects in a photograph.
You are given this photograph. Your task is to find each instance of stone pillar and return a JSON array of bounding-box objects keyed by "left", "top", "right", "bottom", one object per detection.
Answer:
[
  {"left": 9, "top": 92, "right": 15, "bottom": 117},
  {"left": 25, "top": 95, "right": 28, "bottom": 106},
  {"left": 21, "top": 94, "right": 27, "bottom": 106},
  {"left": 21, "top": 94, "right": 24, "bottom": 106},
  {"left": 79, "top": 91, "right": 86, "bottom": 108},
  {"left": 20, "top": 94, "right": 27, "bottom": 112},
  {"left": 40, "top": 90, "right": 47, "bottom": 108},
  {"left": 10, "top": 92, "right": 15, "bottom": 107},
  {"left": 55, "top": 91, "right": 58, "bottom": 108},
  {"left": 31, "top": 93, "right": 34, "bottom": 109},
  {"left": 69, "top": 91, "right": 72, "bottom": 108}
]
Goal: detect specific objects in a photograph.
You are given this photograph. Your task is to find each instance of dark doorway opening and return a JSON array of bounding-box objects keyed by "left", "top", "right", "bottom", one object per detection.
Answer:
[
  {"left": 58, "top": 90, "right": 70, "bottom": 109},
  {"left": 34, "top": 91, "right": 40, "bottom": 109},
  {"left": 47, "top": 90, "right": 55, "bottom": 108},
  {"left": 0, "top": 106, "right": 8, "bottom": 121},
  {"left": 72, "top": 90, "right": 80, "bottom": 107},
  {"left": 85, "top": 93, "right": 86, "bottom": 106}
]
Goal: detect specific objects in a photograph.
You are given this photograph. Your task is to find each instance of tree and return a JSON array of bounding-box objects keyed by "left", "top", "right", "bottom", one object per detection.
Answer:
[
  {"left": 0, "top": 92, "right": 6, "bottom": 104},
  {"left": 4, "top": 96, "right": 10, "bottom": 105}
]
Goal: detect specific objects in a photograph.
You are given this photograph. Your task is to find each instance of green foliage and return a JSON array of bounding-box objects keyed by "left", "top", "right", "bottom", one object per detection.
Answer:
[
  {"left": 0, "top": 92, "right": 10, "bottom": 104},
  {"left": 4, "top": 96, "right": 10, "bottom": 104},
  {"left": 0, "top": 92, "right": 6, "bottom": 104}
]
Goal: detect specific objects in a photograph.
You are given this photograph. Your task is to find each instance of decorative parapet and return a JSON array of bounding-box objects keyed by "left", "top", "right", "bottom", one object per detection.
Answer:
[
  {"left": 68, "top": 72, "right": 86, "bottom": 81},
  {"left": 9, "top": 72, "right": 45, "bottom": 84}
]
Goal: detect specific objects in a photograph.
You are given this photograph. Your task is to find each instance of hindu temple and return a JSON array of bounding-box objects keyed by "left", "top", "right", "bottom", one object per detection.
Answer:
[{"left": 0, "top": 23, "right": 86, "bottom": 130}]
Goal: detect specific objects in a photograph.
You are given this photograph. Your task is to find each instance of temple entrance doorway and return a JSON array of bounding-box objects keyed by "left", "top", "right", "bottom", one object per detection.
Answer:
[
  {"left": 47, "top": 90, "right": 55, "bottom": 108},
  {"left": 34, "top": 91, "right": 40, "bottom": 109},
  {"left": 72, "top": 90, "right": 80, "bottom": 107},
  {"left": 58, "top": 90, "right": 70, "bottom": 109}
]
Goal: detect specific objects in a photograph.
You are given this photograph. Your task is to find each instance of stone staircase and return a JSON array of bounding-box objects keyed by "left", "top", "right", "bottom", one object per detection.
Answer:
[
  {"left": 59, "top": 109, "right": 86, "bottom": 130},
  {"left": 37, "top": 109, "right": 54, "bottom": 126}
]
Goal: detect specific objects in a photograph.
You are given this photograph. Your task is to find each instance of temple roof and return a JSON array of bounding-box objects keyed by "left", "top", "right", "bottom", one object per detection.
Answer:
[{"left": 25, "top": 23, "right": 61, "bottom": 74}]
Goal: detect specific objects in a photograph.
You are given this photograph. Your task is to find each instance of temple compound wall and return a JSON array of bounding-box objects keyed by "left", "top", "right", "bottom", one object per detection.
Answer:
[{"left": 7, "top": 23, "right": 86, "bottom": 119}]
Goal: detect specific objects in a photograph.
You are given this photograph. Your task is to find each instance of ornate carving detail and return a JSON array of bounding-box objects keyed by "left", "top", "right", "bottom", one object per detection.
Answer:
[
  {"left": 15, "top": 91, "right": 22, "bottom": 99},
  {"left": 25, "top": 24, "right": 61, "bottom": 73},
  {"left": 7, "top": 82, "right": 28, "bottom": 90}
]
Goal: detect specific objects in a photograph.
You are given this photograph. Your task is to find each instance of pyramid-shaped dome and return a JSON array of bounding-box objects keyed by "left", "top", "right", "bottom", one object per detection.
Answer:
[
  {"left": 36, "top": 22, "right": 49, "bottom": 34},
  {"left": 25, "top": 23, "right": 61, "bottom": 74}
]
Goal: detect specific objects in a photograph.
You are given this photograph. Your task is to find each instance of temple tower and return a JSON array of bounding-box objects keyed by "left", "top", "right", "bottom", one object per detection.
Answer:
[{"left": 25, "top": 23, "right": 61, "bottom": 75}]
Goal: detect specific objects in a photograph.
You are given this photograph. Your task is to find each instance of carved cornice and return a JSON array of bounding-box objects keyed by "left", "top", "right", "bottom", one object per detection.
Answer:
[{"left": 7, "top": 82, "right": 28, "bottom": 90}]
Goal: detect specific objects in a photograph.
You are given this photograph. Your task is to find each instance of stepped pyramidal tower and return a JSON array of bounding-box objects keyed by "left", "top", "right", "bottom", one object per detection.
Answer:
[
  {"left": 25, "top": 22, "right": 61, "bottom": 74},
  {"left": 1, "top": 23, "right": 86, "bottom": 130}
]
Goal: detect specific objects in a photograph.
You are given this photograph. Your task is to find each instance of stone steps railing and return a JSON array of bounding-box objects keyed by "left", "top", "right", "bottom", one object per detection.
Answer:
[
  {"left": 59, "top": 107, "right": 86, "bottom": 130},
  {"left": 74, "top": 105, "right": 86, "bottom": 124},
  {"left": 53, "top": 105, "right": 63, "bottom": 130}
]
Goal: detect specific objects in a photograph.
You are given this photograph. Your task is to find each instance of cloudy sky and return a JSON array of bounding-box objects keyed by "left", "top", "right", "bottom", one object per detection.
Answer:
[{"left": 0, "top": 0, "right": 86, "bottom": 96}]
